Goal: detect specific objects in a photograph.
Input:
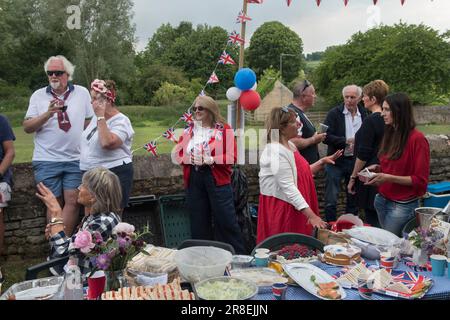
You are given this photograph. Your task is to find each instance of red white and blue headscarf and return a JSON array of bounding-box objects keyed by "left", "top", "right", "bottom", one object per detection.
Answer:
[{"left": 90, "top": 79, "right": 116, "bottom": 103}]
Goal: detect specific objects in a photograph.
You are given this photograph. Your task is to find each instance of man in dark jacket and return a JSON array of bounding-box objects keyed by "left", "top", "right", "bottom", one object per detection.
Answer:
[
  {"left": 287, "top": 80, "right": 326, "bottom": 164},
  {"left": 323, "top": 85, "right": 367, "bottom": 222}
]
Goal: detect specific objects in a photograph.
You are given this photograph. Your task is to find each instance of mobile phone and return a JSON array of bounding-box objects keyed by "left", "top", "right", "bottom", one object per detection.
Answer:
[{"left": 319, "top": 123, "right": 329, "bottom": 133}]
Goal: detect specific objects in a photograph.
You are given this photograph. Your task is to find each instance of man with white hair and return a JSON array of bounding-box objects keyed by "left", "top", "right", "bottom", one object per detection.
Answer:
[
  {"left": 23, "top": 55, "right": 94, "bottom": 236},
  {"left": 322, "top": 85, "right": 367, "bottom": 222}
]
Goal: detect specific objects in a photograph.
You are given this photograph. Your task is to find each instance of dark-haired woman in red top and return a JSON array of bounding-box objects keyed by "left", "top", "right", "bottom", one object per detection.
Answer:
[{"left": 366, "top": 93, "right": 430, "bottom": 236}]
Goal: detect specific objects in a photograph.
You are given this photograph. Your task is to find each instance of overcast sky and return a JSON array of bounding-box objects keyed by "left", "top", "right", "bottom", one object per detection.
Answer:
[{"left": 132, "top": 0, "right": 450, "bottom": 54}]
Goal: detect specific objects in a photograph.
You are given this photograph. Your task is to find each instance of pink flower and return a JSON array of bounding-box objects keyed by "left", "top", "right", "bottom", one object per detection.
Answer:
[
  {"left": 73, "top": 230, "right": 95, "bottom": 254},
  {"left": 113, "top": 223, "right": 135, "bottom": 235}
]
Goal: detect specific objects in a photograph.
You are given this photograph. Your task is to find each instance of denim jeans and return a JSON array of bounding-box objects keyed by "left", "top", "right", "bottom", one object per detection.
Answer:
[
  {"left": 324, "top": 157, "right": 358, "bottom": 222},
  {"left": 186, "top": 166, "right": 246, "bottom": 254},
  {"left": 374, "top": 193, "right": 418, "bottom": 237}
]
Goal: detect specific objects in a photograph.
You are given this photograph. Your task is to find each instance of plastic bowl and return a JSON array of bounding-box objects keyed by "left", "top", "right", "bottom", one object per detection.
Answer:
[
  {"left": 174, "top": 246, "right": 232, "bottom": 283},
  {"left": 194, "top": 276, "right": 258, "bottom": 300},
  {"left": 231, "top": 255, "right": 254, "bottom": 269}
]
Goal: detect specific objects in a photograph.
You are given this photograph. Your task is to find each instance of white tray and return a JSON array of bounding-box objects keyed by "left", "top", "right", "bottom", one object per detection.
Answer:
[{"left": 283, "top": 263, "right": 346, "bottom": 300}]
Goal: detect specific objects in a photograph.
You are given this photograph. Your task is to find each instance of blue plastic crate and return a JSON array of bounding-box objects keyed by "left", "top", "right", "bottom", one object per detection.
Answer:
[{"left": 424, "top": 181, "right": 450, "bottom": 209}]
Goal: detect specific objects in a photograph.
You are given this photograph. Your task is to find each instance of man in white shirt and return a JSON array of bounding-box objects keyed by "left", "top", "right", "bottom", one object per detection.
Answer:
[
  {"left": 23, "top": 55, "right": 94, "bottom": 236},
  {"left": 323, "top": 85, "right": 367, "bottom": 222}
]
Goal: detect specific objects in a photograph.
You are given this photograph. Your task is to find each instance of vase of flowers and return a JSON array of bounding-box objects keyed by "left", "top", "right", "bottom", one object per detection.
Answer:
[
  {"left": 73, "top": 222, "right": 150, "bottom": 291},
  {"left": 408, "top": 226, "right": 445, "bottom": 266}
]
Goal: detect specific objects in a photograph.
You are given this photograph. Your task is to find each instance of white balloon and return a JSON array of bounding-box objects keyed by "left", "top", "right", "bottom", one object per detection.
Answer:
[
  {"left": 251, "top": 82, "right": 258, "bottom": 91},
  {"left": 226, "top": 87, "right": 242, "bottom": 102}
]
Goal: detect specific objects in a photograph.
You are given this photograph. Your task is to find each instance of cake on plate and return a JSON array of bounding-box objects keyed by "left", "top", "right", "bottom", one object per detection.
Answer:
[{"left": 323, "top": 243, "right": 362, "bottom": 266}]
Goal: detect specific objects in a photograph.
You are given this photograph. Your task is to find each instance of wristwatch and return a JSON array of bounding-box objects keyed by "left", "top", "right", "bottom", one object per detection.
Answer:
[
  {"left": 97, "top": 116, "right": 106, "bottom": 121},
  {"left": 50, "top": 217, "right": 64, "bottom": 224}
]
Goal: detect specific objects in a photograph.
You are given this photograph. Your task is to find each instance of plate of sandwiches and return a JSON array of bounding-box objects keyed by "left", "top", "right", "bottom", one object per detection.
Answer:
[
  {"left": 101, "top": 277, "right": 195, "bottom": 300},
  {"left": 335, "top": 265, "right": 433, "bottom": 299},
  {"left": 283, "top": 263, "right": 346, "bottom": 300}
]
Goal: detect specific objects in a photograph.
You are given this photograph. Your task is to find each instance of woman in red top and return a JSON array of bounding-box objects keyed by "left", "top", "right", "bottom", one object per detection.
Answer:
[
  {"left": 366, "top": 93, "right": 430, "bottom": 236},
  {"left": 173, "top": 96, "right": 245, "bottom": 254}
]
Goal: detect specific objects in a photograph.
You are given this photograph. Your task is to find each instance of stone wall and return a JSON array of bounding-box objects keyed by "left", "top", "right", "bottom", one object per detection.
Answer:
[
  {"left": 3, "top": 135, "right": 450, "bottom": 260},
  {"left": 413, "top": 105, "right": 450, "bottom": 125}
]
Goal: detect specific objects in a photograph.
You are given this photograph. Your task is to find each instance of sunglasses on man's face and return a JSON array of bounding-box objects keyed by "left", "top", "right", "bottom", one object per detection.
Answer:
[
  {"left": 47, "top": 70, "right": 66, "bottom": 77},
  {"left": 192, "top": 106, "right": 205, "bottom": 112},
  {"left": 301, "top": 79, "right": 311, "bottom": 93}
]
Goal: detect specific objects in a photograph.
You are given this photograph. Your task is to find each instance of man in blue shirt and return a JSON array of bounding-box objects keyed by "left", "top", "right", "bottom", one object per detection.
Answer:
[{"left": 0, "top": 115, "right": 15, "bottom": 257}]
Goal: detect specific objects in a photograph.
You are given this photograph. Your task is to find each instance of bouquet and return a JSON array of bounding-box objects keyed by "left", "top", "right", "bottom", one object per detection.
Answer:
[
  {"left": 72, "top": 222, "right": 150, "bottom": 273},
  {"left": 408, "top": 227, "right": 445, "bottom": 256}
]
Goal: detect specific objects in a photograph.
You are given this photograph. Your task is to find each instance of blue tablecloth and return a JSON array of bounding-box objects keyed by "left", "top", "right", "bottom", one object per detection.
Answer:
[{"left": 255, "top": 260, "right": 450, "bottom": 300}]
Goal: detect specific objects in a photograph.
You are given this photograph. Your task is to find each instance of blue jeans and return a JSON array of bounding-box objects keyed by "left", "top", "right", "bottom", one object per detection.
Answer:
[
  {"left": 324, "top": 158, "right": 358, "bottom": 222},
  {"left": 186, "top": 166, "right": 246, "bottom": 254},
  {"left": 374, "top": 193, "right": 418, "bottom": 237}
]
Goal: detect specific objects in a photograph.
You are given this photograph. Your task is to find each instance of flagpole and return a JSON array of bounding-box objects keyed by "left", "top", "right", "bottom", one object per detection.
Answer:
[{"left": 235, "top": 0, "right": 248, "bottom": 165}]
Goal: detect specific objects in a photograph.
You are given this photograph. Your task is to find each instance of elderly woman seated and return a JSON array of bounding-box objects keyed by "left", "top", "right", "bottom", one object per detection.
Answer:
[{"left": 37, "top": 167, "right": 121, "bottom": 276}]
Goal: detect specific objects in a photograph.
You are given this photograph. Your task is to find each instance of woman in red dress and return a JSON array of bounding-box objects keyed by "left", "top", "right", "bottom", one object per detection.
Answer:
[{"left": 257, "top": 107, "right": 342, "bottom": 243}]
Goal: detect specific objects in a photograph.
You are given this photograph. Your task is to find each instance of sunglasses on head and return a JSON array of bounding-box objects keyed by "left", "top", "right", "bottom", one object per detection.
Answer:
[
  {"left": 46, "top": 70, "right": 65, "bottom": 77},
  {"left": 301, "top": 79, "right": 311, "bottom": 93},
  {"left": 192, "top": 106, "right": 205, "bottom": 112}
]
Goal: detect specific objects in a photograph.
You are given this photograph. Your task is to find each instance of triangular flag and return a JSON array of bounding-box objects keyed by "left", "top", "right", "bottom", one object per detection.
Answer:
[
  {"left": 144, "top": 141, "right": 158, "bottom": 156},
  {"left": 286, "top": 0, "right": 293, "bottom": 6},
  {"left": 401, "top": 0, "right": 406, "bottom": 5},
  {"left": 373, "top": 0, "right": 378, "bottom": 4},
  {"left": 247, "top": 0, "right": 263, "bottom": 3},
  {"left": 207, "top": 72, "right": 219, "bottom": 84},
  {"left": 344, "top": 0, "right": 349, "bottom": 6},
  {"left": 184, "top": 123, "right": 194, "bottom": 135},
  {"left": 236, "top": 10, "right": 252, "bottom": 24},
  {"left": 163, "top": 127, "right": 178, "bottom": 143},
  {"left": 180, "top": 112, "right": 193, "bottom": 124},
  {"left": 228, "top": 31, "right": 245, "bottom": 46},
  {"left": 316, "top": 0, "right": 321, "bottom": 6},
  {"left": 218, "top": 51, "right": 236, "bottom": 65}
]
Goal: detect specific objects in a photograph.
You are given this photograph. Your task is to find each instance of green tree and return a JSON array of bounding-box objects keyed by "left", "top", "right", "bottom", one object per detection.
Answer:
[
  {"left": 247, "top": 21, "right": 304, "bottom": 83},
  {"left": 139, "top": 22, "right": 238, "bottom": 98},
  {"left": 314, "top": 23, "right": 450, "bottom": 106}
]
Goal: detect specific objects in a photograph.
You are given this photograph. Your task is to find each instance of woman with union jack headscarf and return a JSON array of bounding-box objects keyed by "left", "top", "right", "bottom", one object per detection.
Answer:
[{"left": 80, "top": 79, "right": 134, "bottom": 212}]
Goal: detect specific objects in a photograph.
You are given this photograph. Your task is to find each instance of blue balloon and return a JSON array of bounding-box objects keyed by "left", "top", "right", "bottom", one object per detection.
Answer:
[{"left": 234, "top": 68, "right": 256, "bottom": 91}]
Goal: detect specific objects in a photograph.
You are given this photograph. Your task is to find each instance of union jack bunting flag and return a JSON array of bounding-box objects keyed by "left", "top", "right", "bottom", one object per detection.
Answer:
[
  {"left": 286, "top": 0, "right": 293, "bottom": 6},
  {"left": 344, "top": 0, "right": 349, "bottom": 5},
  {"left": 163, "top": 127, "right": 178, "bottom": 143},
  {"left": 180, "top": 112, "right": 193, "bottom": 124},
  {"left": 214, "top": 123, "right": 224, "bottom": 141},
  {"left": 401, "top": 0, "right": 406, "bottom": 5},
  {"left": 218, "top": 51, "right": 236, "bottom": 65},
  {"left": 228, "top": 31, "right": 245, "bottom": 46},
  {"left": 236, "top": 10, "right": 252, "bottom": 24},
  {"left": 215, "top": 123, "right": 224, "bottom": 131},
  {"left": 373, "top": 0, "right": 378, "bottom": 4},
  {"left": 247, "top": 0, "right": 263, "bottom": 3},
  {"left": 207, "top": 72, "right": 219, "bottom": 84},
  {"left": 144, "top": 141, "right": 158, "bottom": 156},
  {"left": 184, "top": 123, "right": 194, "bottom": 135},
  {"left": 316, "top": 0, "right": 321, "bottom": 6}
]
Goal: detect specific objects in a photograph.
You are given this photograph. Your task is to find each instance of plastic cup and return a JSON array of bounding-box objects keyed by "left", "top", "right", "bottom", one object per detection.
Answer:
[
  {"left": 380, "top": 252, "right": 395, "bottom": 273},
  {"left": 272, "top": 282, "right": 287, "bottom": 300},
  {"left": 430, "top": 255, "right": 447, "bottom": 277},
  {"left": 87, "top": 271, "right": 106, "bottom": 300},
  {"left": 254, "top": 252, "right": 269, "bottom": 267},
  {"left": 255, "top": 248, "right": 270, "bottom": 255},
  {"left": 448, "top": 259, "right": 450, "bottom": 279}
]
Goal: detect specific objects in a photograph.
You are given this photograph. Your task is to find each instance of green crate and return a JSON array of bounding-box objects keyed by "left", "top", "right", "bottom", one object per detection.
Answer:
[{"left": 159, "top": 194, "right": 191, "bottom": 249}]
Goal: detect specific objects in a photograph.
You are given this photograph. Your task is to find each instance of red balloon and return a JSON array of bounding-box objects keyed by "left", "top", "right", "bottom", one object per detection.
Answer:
[{"left": 240, "top": 90, "right": 261, "bottom": 111}]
